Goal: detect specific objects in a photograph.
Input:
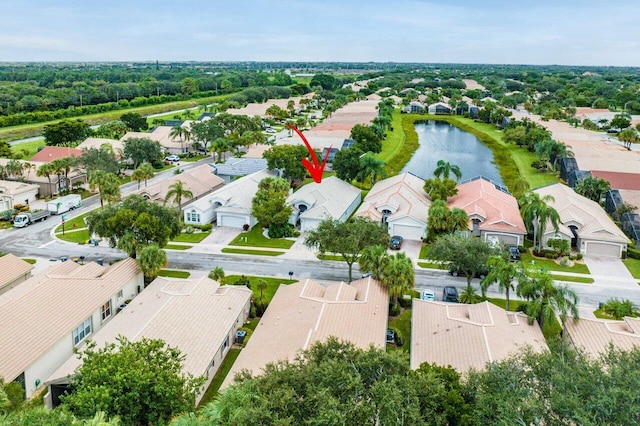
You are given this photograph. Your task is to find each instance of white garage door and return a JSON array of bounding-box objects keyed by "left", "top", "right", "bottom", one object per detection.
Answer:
[
  {"left": 218, "top": 214, "right": 247, "bottom": 229},
  {"left": 585, "top": 242, "right": 621, "bottom": 257},
  {"left": 391, "top": 224, "right": 424, "bottom": 241}
]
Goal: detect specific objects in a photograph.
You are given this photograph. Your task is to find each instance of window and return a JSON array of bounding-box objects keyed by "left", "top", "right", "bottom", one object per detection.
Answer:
[
  {"left": 186, "top": 211, "right": 200, "bottom": 223},
  {"left": 101, "top": 300, "right": 112, "bottom": 322},
  {"left": 222, "top": 335, "right": 229, "bottom": 351},
  {"left": 73, "top": 318, "right": 92, "bottom": 346}
]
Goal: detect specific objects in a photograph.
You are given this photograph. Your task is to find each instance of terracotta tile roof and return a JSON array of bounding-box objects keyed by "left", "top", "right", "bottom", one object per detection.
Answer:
[
  {"left": 411, "top": 300, "right": 548, "bottom": 371},
  {"left": 355, "top": 172, "right": 430, "bottom": 224},
  {"left": 29, "top": 146, "right": 83, "bottom": 162},
  {"left": 534, "top": 183, "right": 629, "bottom": 244},
  {"left": 0, "top": 258, "right": 141, "bottom": 382},
  {"left": 565, "top": 317, "right": 640, "bottom": 357},
  {"left": 221, "top": 277, "right": 388, "bottom": 389},
  {"left": 590, "top": 170, "right": 640, "bottom": 191},
  {"left": 45, "top": 277, "right": 251, "bottom": 386},
  {"left": 448, "top": 177, "right": 526, "bottom": 236},
  {"left": 131, "top": 164, "right": 224, "bottom": 207},
  {"left": 0, "top": 254, "right": 34, "bottom": 292}
]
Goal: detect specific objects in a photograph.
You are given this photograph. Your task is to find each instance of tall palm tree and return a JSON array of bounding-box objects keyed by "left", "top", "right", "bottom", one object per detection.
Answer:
[
  {"left": 256, "top": 279, "right": 268, "bottom": 311},
  {"left": 50, "top": 156, "right": 76, "bottom": 193},
  {"left": 433, "top": 160, "right": 462, "bottom": 181},
  {"left": 169, "top": 125, "right": 186, "bottom": 153},
  {"left": 36, "top": 163, "right": 55, "bottom": 196},
  {"left": 211, "top": 138, "right": 230, "bottom": 163},
  {"left": 132, "top": 162, "right": 155, "bottom": 188},
  {"left": 517, "top": 267, "right": 579, "bottom": 330},
  {"left": 359, "top": 245, "right": 389, "bottom": 280},
  {"left": 88, "top": 170, "right": 121, "bottom": 209},
  {"left": 164, "top": 180, "right": 193, "bottom": 208},
  {"left": 208, "top": 266, "right": 225, "bottom": 283},
  {"left": 5, "top": 159, "right": 24, "bottom": 180},
  {"left": 519, "top": 191, "right": 560, "bottom": 249},
  {"left": 481, "top": 255, "right": 519, "bottom": 310},
  {"left": 381, "top": 252, "right": 415, "bottom": 311},
  {"left": 357, "top": 153, "right": 386, "bottom": 187}
]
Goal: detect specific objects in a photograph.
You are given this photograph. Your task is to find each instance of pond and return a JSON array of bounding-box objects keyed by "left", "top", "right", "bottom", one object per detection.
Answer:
[{"left": 401, "top": 120, "right": 503, "bottom": 184}]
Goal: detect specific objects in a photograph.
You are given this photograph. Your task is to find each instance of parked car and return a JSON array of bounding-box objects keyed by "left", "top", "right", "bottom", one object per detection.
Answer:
[
  {"left": 389, "top": 235, "right": 403, "bottom": 250},
  {"left": 265, "top": 128, "right": 277, "bottom": 134},
  {"left": 442, "top": 286, "right": 459, "bottom": 303},
  {"left": 448, "top": 265, "right": 488, "bottom": 279},
  {"left": 509, "top": 245, "right": 521, "bottom": 262},
  {"left": 165, "top": 155, "right": 180, "bottom": 162},
  {"left": 386, "top": 329, "right": 396, "bottom": 344},
  {"left": 421, "top": 289, "right": 436, "bottom": 301}
]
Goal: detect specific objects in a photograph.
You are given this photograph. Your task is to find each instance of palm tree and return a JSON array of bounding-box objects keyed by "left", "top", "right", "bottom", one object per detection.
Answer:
[
  {"left": 381, "top": 252, "right": 414, "bottom": 311},
  {"left": 5, "top": 159, "right": 24, "bottom": 180},
  {"left": 210, "top": 138, "right": 230, "bottom": 163},
  {"left": 50, "top": 156, "right": 76, "bottom": 193},
  {"left": 359, "top": 245, "right": 389, "bottom": 280},
  {"left": 208, "top": 266, "right": 225, "bottom": 283},
  {"left": 136, "top": 244, "right": 168, "bottom": 283},
  {"left": 169, "top": 125, "right": 186, "bottom": 153},
  {"left": 516, "top": 268, "right": 579, "bottom": 330},
  {"left": 481, "top": 255, "right": 519, "bottom": 310},
  {"left": 89, "top": 170, "right": 121, "bottom": 209},
  {"left": 357, "top": 153, "right": 386, "bottom": 187},
  {"left": 164, "top": 180, "right": 194, "bottom": 208},
  {"left": 256, "top": 279, "right": 268, "bottom": 311},
  {"left": 132, "top": 162, "right": 155, "bottom": 188},
  {"left": 36, "top": 162, "right": 55, "bottom": 196},
  {"left": 519, "top": 191, "right": 560, "bottom": 249},
  {"left": 433, "top": 160, "right": 462, "bottom": 181}
]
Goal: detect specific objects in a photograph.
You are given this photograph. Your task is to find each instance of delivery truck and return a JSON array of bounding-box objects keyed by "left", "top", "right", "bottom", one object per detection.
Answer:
[
  {"left": 47, "top": 194, "right": 82, "bottom": 215},
  {"left": 13, "top": 210, "right": 51, "bottom": 228}
]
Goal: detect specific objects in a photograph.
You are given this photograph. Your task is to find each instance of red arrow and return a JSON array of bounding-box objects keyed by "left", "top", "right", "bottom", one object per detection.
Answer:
[{"left": 287, "top": 124, "right": 331, "bottom": 183}]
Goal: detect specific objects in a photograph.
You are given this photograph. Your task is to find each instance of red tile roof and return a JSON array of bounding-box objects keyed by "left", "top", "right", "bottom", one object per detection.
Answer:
[
  {"left": 29, "top": 146, "right": 83, "bottom": 162},
  {"left": 590, "top": 170, "right": 640, "bottom": 191}
]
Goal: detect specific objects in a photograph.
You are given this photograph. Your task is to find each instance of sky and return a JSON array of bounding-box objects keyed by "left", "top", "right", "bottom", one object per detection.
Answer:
[{"left": 2, "top": 0, "right": 640, "bottom": 66}]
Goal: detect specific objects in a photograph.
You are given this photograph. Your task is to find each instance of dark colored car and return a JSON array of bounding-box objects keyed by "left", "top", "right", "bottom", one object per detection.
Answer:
[
  {"left": 386, "top": 329, "right": 396, "bottom": 344},
  {"left": 509, "top": 245, "right": 521, "bottom": 262},
  {"left": 389, "top": 235, "right": 403, "bottom": 250},
  {"left": 442, "top": 286, "right": 459, "bottom": 303}
]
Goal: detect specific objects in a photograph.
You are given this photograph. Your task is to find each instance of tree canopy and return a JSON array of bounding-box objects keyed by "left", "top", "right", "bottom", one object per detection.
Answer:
[
  {"left": 120, "top": 112, "right": 148, "bottom": 132},
  {"left": 122, "top": 137, "right": 164, "bottom": 169},
  {"left": 43, "top": 119, "right": 91, "bottom": 147},
  {"left": 251, "top": 177, "right": 293, "bottom": 238},
  {"left": 263, "top": 145, "right": 309, "bottom": 182}
]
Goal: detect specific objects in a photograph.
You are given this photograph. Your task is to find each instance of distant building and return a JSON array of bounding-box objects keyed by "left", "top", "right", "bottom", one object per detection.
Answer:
[{"left": 211, "top": 157, "right": 268, "bottom": 183}]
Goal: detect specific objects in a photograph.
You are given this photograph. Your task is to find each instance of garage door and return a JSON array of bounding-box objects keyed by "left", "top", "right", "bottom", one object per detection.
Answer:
[
  {"left": 218, "top": 214, "right": 247, "bottom": 229},
  {"left": 391, "top": 224, "right": 424, "bottom": 241},
  {"left": 486, "top": 233, "right": 519, "bottom": 246},
  {"left": 585, "top": 242, "right": 621, "bottom": 257}
]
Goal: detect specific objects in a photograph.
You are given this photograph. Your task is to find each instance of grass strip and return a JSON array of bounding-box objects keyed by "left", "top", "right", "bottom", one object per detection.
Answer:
[
  {"left": 549, "top": 274, "right": 594, "bottom": 284},
  {"left": 623, "top": 258, "right": 640, "bottom": 279},
  {"left": 158, "top": 269, "right": 191, "bottom": 279},
  {"left": 164, "top": 244, "right": 191, "bottom": 250},
  {"left": 197, "top": 348, "right": 241, "bottom": 408},
  {"left": 222, "top": 248, "right": 284, "bottom": 256},
  {"left": 388, "top": 308, "right": 412, "bottom": 353},
  {"left": 172, "top": 231, "right": 211, "bottom": 243},
  {"left": 520, "top": 252, "right": 590, "bottom": 274},
  {"left": 229, "top": 224, "right": 295, "bottom": 249},
  {"left": 225, "top": 274, "right": 296, "bottom": 307}
]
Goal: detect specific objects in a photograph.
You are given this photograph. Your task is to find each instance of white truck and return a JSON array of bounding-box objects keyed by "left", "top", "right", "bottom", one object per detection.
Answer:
[
  {"left": 13, "top": 210, "right": 51, "bottom": 228},
  {"left": 47, "top": 194, "right": 82, "bottom": 215}
]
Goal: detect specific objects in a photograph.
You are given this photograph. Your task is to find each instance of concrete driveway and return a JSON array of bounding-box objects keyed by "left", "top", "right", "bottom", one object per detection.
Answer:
[
  {"left": 200, "top": 226, "right": 241, "bottom": 246},
  {"left": 399, "top": 239, "right": 422, "bottom": 261},
  {"left": 583, "top": 256, "right": 633, "bottom": 280}
]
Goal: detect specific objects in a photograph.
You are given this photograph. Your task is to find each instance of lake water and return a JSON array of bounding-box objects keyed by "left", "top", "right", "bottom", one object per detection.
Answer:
[{"left": 401, "top": 120, "right": 503, "bottom": 185}]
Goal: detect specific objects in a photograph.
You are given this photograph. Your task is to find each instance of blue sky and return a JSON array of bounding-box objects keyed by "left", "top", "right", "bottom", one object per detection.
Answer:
[{"left": 2, "top": 0, "right": 639, "bottom": 65}]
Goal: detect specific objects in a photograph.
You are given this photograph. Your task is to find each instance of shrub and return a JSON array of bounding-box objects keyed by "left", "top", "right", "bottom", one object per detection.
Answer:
[
  {"left": 267, "top": 223, "right": 295, "bottom": 238},
  {"left": 545, "top": 252, "right": 555, "bottom": 259},
  {"left": 233, "top": 275, "right": 251, "bottom": 288},
  {"left": 185, "top": 226, "right": 194, "bottom": 234},
  {"left": 576, "top": 253, "right": 583, "bottom": 260},
  {"left": 517, "top": 245, "right": 526, "bottom": 253},
  {"left": 200, "top": 223, "right": 212, "bottom": 232},
  {"left": 389, "top": 303, "right": 401, "bottom": 317},
  {"left": 242, "top": 224, "right": 250, "bottom": 232},
  {"left": 249, "top": 303, "right": 256, "bottom": 318},
  {"left": 622, "top": 250, "right": 628, "bottom": 259},
  {"left": 559, "top": 257, "right": 571, "bottom": 267},
  {"left": 399, "top": 294, "right": 413, "bottom": 308},
  {"left": 602, "top": 298, "right": 637, "bottom": 319},
  {"left": 628, "top": 247, "right": 640, "bottom": 260}
]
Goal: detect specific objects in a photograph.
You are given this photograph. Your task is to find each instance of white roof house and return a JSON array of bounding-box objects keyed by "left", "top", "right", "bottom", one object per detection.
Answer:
[
  {"left": 211, "top": 158, "right": 268, "bottom": 183},
  {"left": 355, "top": 173, "right": 430, "bottom": 241},
  {"left": 44, "top": 276, "right": 251, "bottom": 407},
  {"left": 77, "top": 137, "right": 124, "bottom": 154},
  {"left": 221, "top": 277, "right": 388, "bottom": 390},
  {"left": 427, "top": 102, "right": 452, "bottom": 115},
  {"left": 287, "top": 176, "right": 361, "bottom": 232},
  {"left": 0, "top": 180, "right": 40, "bottom": 211},
  {"left": 534, "top": 183, "right": 630, "bottom": 257},
  {"left": 184, "top": 169, "right": 277, "bottom": 228},
  {"left": 0, "top": 253, "right": 34, "bottom": 295},
  {"left": 411, "top": 300, "right": 548, "bottom": 371},
  {"left": 0, "top": 258, "right": 142, "bottom": 397}
]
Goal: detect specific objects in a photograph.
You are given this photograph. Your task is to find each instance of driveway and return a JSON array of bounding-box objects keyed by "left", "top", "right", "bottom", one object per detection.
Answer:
[
  {"left": 583, "top": 256, "right": 633, "bottom": 280},
  {"left": 200, "top": 226, "right": 241, "bottom": 246},
  {"left": 399, "top": 239, "right": 422, "bottom": 261}
]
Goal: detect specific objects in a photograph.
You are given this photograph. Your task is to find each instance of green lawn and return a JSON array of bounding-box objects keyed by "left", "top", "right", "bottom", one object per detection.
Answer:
[
  {"left": 593, "top": 309, "right": 616, "bottom": 320},
  {"left": 54, "top": 211, "right": 92, "bottom": 233},
  {"left": 388, "top": 308, "right": 412, "bottom": 352},
  {"left": 623, "top": 258, "right": 640, "bottom": 279},
  {"left": 520, "top": 252, "right": 590, "bottom": 274},
  {"left": 22, "top": 258, "right": 37, "bottom": 264},
  {"left": 418, "top": 261, "right": 443, "bottom": 269},
  {"left": 419, "top": 244, "right": 430, "bottom": 259},
  {"left": 172, "top": 231, "right": 211, "bottom": 243},
  {"left": 11, "top": 139, "right": 46, "bottom": 158},
  {"left": 222, "top": 248, "right": 284, "bottom": 256},
  {"left": 487, "top": 297, "right": 562, "bottom": 339},
  {"left": 549, "top": 274, "right": 594, "bottom": 284},
  {"left": 164, "top": 244, "right": 191, "bottom": 250},
  {"left": 158, "top": 269, "right": 191, "bottom": 279},
  {"left": 229, "top": 225, "right": 295, "bottom": 249},
  {"left": 56, "top": 229, "right": 91, "bottom": 244},
  {"left": 380, "top": 111, "right": 420, "bottom": 177},
  {"left": 180, "top": 154, "right": 209, "bottom": 162},
  {"left": 317, "top": 254, "right": 344, "bottom": 261},
  {"left": 225, "top": 274, "right": 296, "bottom": 307},
  {"left": 197, "top": 348, "right": 241, "bottom": 408}
]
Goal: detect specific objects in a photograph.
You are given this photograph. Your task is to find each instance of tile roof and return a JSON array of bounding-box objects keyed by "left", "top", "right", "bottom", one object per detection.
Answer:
[
  {"left": 0, "top": 159, "right": 83, "bottom": 184},
  {"left": 565, "top": 317, "right": 640, "bottom": 358},
  {"left": 534, "top": 183, "right": 630, "bottom": 244},
  {"left": 45, "top": 277, "right": 251, "bottom": 385},
  {"left": 287, "top": 176, "right": 361, "bottom": 222},
  {"left": 0, "top": 180, "right": 39, "bottom": 196},
  {"left": 411, "top": 300, "right": 548, "bottom": 371},
  {"left": 121, "top": 124, "right": 192, "bottom": 151},
  {"left": 0, "top": 258, "right": 141, "bottom": 382},
  {"left": 355, "top": 172, "right": 430, "bottom": 224},
  {"left": 29, "top": 146, "right": 83, "bottom": 162},
  {"left": 212, "top": 158, "right": 268, "bottom": 177},
  {"left": 0, "top": 254, "right": 34, "bottom": 292},
  {"left": 449, "top": 177, "right": 527, "bottom": 236},
  {"left": 131, "top": 164, "right": 224, "bottom": 207},
  {"left": 77, "top": 137, "right": 124, "bottom": 154},
  {"left": 221, "top": 277, "right": 388, "bottom": 389},
  {"left": 590, "top": 170, "right": 640, "bottom": 191}
]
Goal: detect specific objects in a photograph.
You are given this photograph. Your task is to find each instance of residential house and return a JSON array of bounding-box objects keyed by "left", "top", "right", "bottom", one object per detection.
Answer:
[
  {"left": 184, "top": 169, "right": 277, "bottom": 228},
  {"left": 77, "top": 137, "right": 124, "bottom": 155},
  {"left": 321, "top": 147, "right": 339, "bottom": 163},
  {"left": 533, "top": 183, "right": 630, "bottom": 257},
  {"left": 221, "top": 277, "right": 388, "bottom": 389},
  {"left": 44, "top": 276, "right": 251, "bottom": 407},
  {"left": 132, "top": 164, "right": 224, "bottom": 208},
  {"left": 0, "top": 254, "right": 34, "bottom": 295},
  {"left": 0, "top": 159, "right": 85, "bottom": 197},
  {"left": 355, "top": 172, "right": 430, "bottom": 241},
  {"left": 564, "top": 316, "right": 640, "bottom": 358},
  {"left": 402, "top": 101, "right": 426, "bottom": 114},
  {"left": 29, "top": 146, "right": 83, "bottom": 163},
  {"left": 411, "top": 300, "right": 548, "bottom": 371},
  {"left": 121, "top": 122, "right": 193, "bottom": 155},
  {"left": 0, "top": 180, "right": 40, "bottom": 210},
  {"left": 559, "top": 157, "right": 579, "bottom": 183},
  {"left": 427, "top": 102, "right": 452, "bottom": 115},
  {"left": 448, "top": 176, "right": 527, "bottom": 246},
  {"left": 211, "top": 157, "right": 268, "bottom": 183},
  {"left": 287, "top": 176, "right": 361, "bottom": 232},
  {"left": 0, "top": 258, "right": 142, "bottom": 397}
]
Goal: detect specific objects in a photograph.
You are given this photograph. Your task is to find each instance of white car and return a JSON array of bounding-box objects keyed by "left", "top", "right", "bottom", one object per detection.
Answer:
[
  {"left": 265, "top": 128, "right": 277, "bottom": 134},
  {"left": 165, "top": 155, "right": 180, "bottom": 162},
  {"left": 421, "top": 289, "right": 436, "bottom": 301}
]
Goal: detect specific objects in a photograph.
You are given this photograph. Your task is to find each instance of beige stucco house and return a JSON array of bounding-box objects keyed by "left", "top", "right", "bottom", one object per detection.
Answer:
[
  {"left": 0, "top": 180, "right": 40, "bottom": 211},
  {"left": 564, "top": 316, "right": 640, "bottom": 358},
  {"left": 0, "top": 253, "right": 34, "bottom": 295}
]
